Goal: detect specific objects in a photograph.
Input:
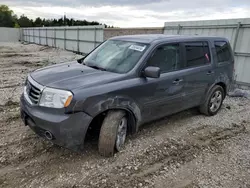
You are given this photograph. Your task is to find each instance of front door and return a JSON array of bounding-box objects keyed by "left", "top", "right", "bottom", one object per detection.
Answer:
[{"left": 138, "top": 43, "right": 187, "bottom": 122}]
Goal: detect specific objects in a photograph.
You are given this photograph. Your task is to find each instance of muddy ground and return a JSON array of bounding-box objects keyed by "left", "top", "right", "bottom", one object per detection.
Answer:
[{"left": 0, "top": 42, "right": 250, "bottom": 188}]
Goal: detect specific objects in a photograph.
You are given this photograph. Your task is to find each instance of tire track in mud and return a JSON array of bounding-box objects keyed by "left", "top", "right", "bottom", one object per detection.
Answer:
[
  {"left": 1, "top": 114, "right": 248, "bottom": 188},
  {"left": 0, "top": 119, "right": 59, "bottom": 170},
  {"left": 0, "top": 100, "right": 20, "bottom": 116},
  {"left": 79, "top": 122, "right": 247, "bottom": 188},
  {"left": 0, "top": 107, "right": 249, "bottom": 188},
  {"left": 0, "top": 43, "right": 86, "bottom": 186},
  {"left": 0, "top": 138, "right": 54, "bottom": 167},
  {"left": 13, "top": 61, "right": 44, "bottom": 67},
  {"left": 0, "top": 84, "right": 22, "bottom": 89},
  {"left": 0, "top": 143, "right": 84, "bottom": 188},
  {"left": 0, "top": 53, "right": 32, "bottom": 58}
]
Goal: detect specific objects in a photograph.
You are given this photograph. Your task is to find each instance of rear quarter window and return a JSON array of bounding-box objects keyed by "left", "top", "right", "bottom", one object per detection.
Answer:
[{"left": 214, "top": 41, "right": 232, "bottom": 63}]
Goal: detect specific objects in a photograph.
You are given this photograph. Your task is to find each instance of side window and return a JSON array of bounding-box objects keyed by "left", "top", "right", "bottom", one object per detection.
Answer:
[
  {"left": 148, "top": 44, "right": 180, "bottom": 73},
  {"left": 214, "top": 41, "right": 232, "bottom": 63},
  {"left": 185, "top": 42, "right": 210, "bottom": 68}
]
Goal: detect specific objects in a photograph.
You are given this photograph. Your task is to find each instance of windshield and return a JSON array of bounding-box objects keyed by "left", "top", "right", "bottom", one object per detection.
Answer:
[{"left": 83, "top": 40, "right": 148, "bottom": 73}]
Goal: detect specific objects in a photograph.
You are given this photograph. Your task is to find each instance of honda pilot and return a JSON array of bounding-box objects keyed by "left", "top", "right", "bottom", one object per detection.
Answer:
[{"left": 20, "top": 34, "right": 234, "bottom": 157}]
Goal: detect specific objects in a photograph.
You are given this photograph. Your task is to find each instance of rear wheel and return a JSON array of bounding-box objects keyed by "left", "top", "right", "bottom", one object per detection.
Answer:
[
  {"left": 199, "top": 85, "right": 224, "bottom": 116},
  {"left": 98, "top": 110, "right": 127, "bottom": 157}
]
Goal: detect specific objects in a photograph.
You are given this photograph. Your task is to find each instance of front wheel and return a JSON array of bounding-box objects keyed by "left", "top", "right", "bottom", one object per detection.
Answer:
[
  {"left": 199, "top": 85, "right": 224, "bottom": 116},
  {"left": 98, "top": 110, "right": 127, "bottom": 157}
]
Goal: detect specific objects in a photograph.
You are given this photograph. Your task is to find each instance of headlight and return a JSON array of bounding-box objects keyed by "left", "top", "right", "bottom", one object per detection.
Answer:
[{"left": 39, "top": 87, "right": 73, "bottom": 108}]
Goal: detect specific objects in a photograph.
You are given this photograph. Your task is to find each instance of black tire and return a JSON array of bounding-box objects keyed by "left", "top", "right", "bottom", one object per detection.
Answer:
[
  {"left": 199, "top": 85, "right": 225, "bottom": 116},
  {"left": 98, "top": 110, "right": 126, "bottom": 157}
]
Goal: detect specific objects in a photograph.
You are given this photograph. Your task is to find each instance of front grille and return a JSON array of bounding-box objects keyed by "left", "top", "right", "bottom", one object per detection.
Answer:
[{"left": 26, "top": 81, "right": 42, "bottom": 104}]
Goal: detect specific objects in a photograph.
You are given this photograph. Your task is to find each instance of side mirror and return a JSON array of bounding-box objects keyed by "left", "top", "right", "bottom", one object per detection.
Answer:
[{"left": 143, "top": 66, "right": 161, "bottom": 78}]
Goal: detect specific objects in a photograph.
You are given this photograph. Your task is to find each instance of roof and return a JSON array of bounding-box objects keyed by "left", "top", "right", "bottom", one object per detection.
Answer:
[{"left": 110, "top": 34, "right": 228, "bottom": 44}]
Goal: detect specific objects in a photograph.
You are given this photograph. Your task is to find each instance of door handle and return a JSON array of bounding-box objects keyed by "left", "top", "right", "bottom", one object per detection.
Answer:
[
  {"left": 172, "top": 79, "right": 183, "bottom": 84},
  {"left": 207, "top": 71, "right": 215, "bottom": 75}
]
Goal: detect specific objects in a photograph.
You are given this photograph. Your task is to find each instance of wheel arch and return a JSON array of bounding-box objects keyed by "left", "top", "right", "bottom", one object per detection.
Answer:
[
  {"left": 203, "top": 81, "right": 228, "bottom": 103},
  {"left": 83, "top": 106, "right": 138, "bottom": 146},
  {"left": 92, "top": 107, "right": 137, "bottom": 133},
  {"left": 216, "top": 82, "right": 227, "bottom": 98},
  {"left": 84, "top": 96, "right": 141, "bottom": 127}
]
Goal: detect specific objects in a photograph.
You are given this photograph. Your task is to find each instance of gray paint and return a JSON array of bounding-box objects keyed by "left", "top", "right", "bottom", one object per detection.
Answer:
[
  {"left": 20, "top": 95, "right": 92, "bottom": 151},
  {"left": 31, "top": 35, "right": 232, "bottom": 129},
  {"left": 31, "top": 62, "right": 124, "bottom": 90}
]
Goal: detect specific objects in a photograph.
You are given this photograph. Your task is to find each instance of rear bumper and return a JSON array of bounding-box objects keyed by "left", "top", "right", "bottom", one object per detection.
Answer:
[{"left": 20, "top": 94, "right": 93, "bottom": 151}]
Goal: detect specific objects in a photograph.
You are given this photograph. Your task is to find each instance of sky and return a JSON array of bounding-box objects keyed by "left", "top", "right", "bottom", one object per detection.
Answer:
[{"left": 2, "top": 0, "right": 250, "bottom": 27}]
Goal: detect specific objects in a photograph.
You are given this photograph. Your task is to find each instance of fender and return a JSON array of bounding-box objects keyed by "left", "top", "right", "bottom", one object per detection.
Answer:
[{"left": 73, "top": 95, "right": 142, "bottom": 131}]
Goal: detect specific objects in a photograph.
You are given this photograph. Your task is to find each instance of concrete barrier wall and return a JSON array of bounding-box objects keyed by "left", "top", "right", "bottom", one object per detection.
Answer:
[
  {"left": 0, "top": 27, "right": 20, "bottom": 42},
  {"left": 104, "top": 27, "right": 164, "bottom": 40},
  {"left": 22, "top": 26, "right": 104, "bottom": 54}
]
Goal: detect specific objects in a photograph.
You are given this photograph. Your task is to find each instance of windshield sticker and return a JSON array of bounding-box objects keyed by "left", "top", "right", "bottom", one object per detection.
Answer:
[{"left": 129, "top": 45, "right": 146, "bottom": 52}]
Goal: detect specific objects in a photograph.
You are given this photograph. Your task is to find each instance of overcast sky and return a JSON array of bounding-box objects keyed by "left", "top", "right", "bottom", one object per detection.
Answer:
[{"left": 3, "top": 0, "right": 250, "bottom": 27}]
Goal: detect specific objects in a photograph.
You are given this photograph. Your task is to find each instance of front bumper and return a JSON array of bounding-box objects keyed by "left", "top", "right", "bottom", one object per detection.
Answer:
[{"left": 20, "top": 94, "right": 93, "bottom": 151}]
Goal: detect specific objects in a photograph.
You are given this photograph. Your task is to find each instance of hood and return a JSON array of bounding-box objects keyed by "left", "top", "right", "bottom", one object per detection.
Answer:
[{"left": 30, "top": 61, "right": 123, "bottom": 90}]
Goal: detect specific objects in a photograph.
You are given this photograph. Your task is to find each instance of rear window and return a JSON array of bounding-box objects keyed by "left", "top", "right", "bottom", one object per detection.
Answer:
[
  {"left": 184, "top": 42, "right": 210, "bottom": 68},
  {"left": 214, "top": 41, "right": 232, "bottom": 63}
]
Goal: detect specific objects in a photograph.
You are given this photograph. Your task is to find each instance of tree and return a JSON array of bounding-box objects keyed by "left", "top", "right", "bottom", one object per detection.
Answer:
[
  {"left": 34, "top": 17, "right": 42, "bottom": 27},
  {"left": 0, "top": 5, "right": 15, "bottom": 27},
  {"left": 58, "top": 18, "right": 64, "bottom": 26},
  {"left": 14, "top": 23, "right": 20, "bottom": 28},
  {"left": 0, "top": 4, "right": 109, "bottom": 28},
  {"left": 69, "top": 18, "right": 74, "bottom": 26},
  {"left": 17, "top": 15, "right": 33, "bottom": 27}
]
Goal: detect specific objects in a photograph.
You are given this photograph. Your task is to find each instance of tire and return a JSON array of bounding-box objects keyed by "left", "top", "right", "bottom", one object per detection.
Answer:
[
  {"left": 199, "top": 85, "right": 225, "bottom": 116},
  {"left": 98, "top": 110, "right": 127, "bottom": 157}
]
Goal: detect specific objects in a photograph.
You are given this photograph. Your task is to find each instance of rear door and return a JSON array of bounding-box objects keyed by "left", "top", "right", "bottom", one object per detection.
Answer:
[
  {"left": 213, "top": 41, "right": 234, "bottom": 86},
  {"left": 180, "top": 41, "right": 215, "bottom": 108}
]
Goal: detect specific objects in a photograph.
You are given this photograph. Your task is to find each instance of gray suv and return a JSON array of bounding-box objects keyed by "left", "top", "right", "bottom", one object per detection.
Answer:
[{"left": 20, "top": 34, "right": 234, "bottom": 157}]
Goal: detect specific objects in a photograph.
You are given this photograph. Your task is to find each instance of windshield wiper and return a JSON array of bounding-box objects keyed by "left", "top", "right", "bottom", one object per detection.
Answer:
[
  {"left": 81, "top": 60, "right": 107, "bottom": 71},
  {"left": 87, "top": 65, "right": 107, "bottom": 71}
]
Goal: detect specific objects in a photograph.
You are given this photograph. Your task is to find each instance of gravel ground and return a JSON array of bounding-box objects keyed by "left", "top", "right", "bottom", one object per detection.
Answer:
[{"left": 0, "top": 43, "right": 250, "bottom": 188}]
